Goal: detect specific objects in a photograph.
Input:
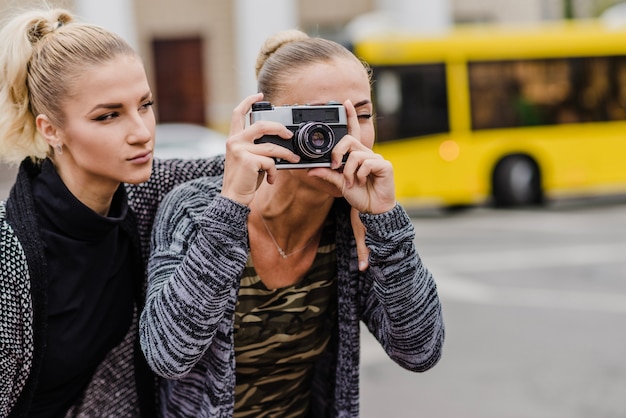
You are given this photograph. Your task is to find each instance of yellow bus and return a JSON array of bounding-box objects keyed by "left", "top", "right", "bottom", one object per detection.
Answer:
[{"left": 353, "top": 20, "right": 626, "bottom": 208}]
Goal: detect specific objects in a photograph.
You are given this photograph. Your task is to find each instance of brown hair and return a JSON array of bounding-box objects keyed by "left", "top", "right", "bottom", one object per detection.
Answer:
[
  {"left": 255, "top": 29, "right": 371, "bottom": 102},
  {"left": 0, "top": 7, "right": 137, "bottom": 164}
]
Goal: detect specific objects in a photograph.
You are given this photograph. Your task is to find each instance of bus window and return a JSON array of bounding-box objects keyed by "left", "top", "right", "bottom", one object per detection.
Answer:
[
  {"left": 372, "top": 63, "right": 449, "bottom": 142},
  {"left": 354, "top": 21, "right": 626, "bottom": 208},
  {"left": 468, "top": 56, "right": 626, "bottom": 130}
]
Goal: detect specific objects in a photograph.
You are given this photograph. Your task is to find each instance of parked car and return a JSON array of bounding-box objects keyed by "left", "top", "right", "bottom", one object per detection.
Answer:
[{"left": 154, "top": 123, "right": 227, "bottom": 159}]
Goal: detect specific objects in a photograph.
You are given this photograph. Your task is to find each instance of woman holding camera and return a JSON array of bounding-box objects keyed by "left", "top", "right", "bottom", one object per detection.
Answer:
[{"left": 139, "top": 29, "right": 444, "bottom": 417}]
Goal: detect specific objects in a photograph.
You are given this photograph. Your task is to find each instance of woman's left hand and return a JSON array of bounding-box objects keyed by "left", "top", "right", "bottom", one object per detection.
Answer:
[{"left": 308, "top": 99, "right": 396, "bottom": 215}]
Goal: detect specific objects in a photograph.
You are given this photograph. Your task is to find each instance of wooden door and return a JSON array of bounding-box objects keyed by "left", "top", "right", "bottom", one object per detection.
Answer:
[{"left": 152, "top": 37, "right": 207, "bottom": 125}]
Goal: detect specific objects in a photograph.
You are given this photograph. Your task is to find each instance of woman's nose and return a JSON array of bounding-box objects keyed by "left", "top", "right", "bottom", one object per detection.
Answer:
[{"left": 128, "top": 113, "right": 153, "bottom": 144}]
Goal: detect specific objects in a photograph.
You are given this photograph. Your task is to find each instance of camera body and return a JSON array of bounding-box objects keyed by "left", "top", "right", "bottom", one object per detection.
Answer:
[{"left": 250, "top": 101, "right": 348, "bottom": 169}]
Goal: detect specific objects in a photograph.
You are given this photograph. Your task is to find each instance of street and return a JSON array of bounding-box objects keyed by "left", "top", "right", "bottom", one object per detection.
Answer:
[{"left": 360, "top": 198, "right": 626, "bottom": 418}]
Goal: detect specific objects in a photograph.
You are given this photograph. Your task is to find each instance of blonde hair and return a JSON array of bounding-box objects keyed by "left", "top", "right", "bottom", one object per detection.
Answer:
[
  {"left": 255, "top": 29, "right": 371, "bottom": 102},
  {"left": 0, "top": 7, "right": 136, "bottom": 164}
]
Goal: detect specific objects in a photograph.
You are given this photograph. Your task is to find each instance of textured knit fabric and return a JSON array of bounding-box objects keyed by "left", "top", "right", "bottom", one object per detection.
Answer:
[
  {"left": 139, "top": 176, "right": 445, "bottom": 418},
  {"left": 0, "top": 155, "right": 225, "bottom": 418}
]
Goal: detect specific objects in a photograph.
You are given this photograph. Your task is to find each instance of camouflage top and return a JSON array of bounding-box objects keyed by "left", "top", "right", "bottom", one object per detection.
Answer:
[{"left": 234, "top": 219, "right": 337, "bottom": 417}]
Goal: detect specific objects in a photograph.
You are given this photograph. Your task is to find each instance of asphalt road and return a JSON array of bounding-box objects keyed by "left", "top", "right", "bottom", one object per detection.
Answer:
[{"left": 360, "top": 198, "right": 626, "bottom": 418}]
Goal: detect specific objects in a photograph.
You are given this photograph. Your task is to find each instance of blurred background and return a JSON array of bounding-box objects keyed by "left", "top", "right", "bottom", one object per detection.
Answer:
[
  {"left": 0, "top": 0, "right": 619, "bottom": 132},
  {"left": 3, "top": 0, "right": 626, "bottom": 208},
  {"left": 2, "top": 0, "right": 626, "bottom": 416}
]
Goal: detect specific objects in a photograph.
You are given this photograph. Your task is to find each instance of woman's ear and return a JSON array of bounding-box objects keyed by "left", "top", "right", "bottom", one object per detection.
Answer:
[{"left": 35, "top": 114, "right": 61, "bottom": 148}]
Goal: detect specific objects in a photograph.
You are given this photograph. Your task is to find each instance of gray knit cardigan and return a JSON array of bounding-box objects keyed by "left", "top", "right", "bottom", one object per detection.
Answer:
[
  {"left": 0, "top": 156, "right": 225, "bottom": 418},
  {"left": 139, "top": 176, "right": 445, "bottom": 417}
]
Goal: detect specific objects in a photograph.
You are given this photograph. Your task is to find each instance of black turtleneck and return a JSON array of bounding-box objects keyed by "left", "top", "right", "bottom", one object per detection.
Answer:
[{"left": 28, "top": 159, "right": 135, "bottom": 418}]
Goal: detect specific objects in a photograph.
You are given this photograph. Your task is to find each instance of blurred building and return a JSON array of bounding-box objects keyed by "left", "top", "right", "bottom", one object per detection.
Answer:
[{"left": 0, "top": 0, "right": 620, "bottom": 131}]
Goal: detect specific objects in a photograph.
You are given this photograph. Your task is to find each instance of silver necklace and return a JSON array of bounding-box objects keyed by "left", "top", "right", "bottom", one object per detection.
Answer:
[{"left": 255, "top": 202, "right": 317, "bottom": 259}]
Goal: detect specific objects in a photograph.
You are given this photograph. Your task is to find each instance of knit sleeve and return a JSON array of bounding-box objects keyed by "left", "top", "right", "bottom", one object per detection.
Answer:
[
  {"left": 138, "top": 179, "right": 249, "bottom": 379},
  {"left": 126, "top": 156, "right": 226, "bottom": 262},
  {"left": 359, "top": 204, "right": 445, "bottom": 372}
]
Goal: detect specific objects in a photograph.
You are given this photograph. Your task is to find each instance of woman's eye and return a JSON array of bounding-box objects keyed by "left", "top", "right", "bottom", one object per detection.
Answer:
[
  {"left": 358, "top": 113, "right": 373, "bottom": 120},
  {"left": 141, "top": 100, "right": 155, "bottom": 110},
  {"left": 94, "top": 112, "right": 118, "bottom": 121}
]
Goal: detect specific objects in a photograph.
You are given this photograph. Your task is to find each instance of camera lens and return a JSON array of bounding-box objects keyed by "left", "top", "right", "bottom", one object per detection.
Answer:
[
  {"left": 296, "top": 122, "right": 335, "bottom": 159},
  {"left": 310, "top": 131, "right": 326, "bottom": 148}
]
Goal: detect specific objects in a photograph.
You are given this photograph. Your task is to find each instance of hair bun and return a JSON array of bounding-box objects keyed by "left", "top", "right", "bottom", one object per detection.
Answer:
[
  {"left": 255, "top": 29, "right": 309, "bottom": 78},
  {"left": 27, "top": 11, "right": 72, "bottom": 44}
]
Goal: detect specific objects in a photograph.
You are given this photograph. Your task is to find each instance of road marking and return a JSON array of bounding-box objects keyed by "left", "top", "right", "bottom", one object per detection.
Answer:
[
  {"left": 436, "top": 274, "right": 626, "bottom": 314},
  {"left": 424, "top": 242, "right": 626, "bottom": 273},
  {"left": 359, "top": 272, "right": 626, "bottom": 368},
  {"left": 360, "top": 239, "right": 626, "bottom": 367}
]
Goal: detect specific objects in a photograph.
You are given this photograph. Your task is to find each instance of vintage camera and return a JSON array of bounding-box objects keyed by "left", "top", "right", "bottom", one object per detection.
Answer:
[{"left": 250, "top": 101, "right": 348, "bottom": 169}]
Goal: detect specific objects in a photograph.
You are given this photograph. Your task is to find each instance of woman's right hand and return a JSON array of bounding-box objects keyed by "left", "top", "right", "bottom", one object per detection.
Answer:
[{"left": 220, "top": 93, "right": 298, "bottom": 206}]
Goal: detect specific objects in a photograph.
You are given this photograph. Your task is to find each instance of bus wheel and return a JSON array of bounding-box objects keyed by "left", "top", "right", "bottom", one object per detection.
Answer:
[{"left": 492, "top": 156, "right": 543, "bottom": 207}]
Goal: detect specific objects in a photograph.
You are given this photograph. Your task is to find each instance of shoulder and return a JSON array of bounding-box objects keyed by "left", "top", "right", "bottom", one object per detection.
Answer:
[
  {"left": 0, "top": 199, "right": 31, "bottom": 314},
  {"left": 126, "top": 156, "right": 224, "bottom": 195},
  {"left": 0, "top": 200, "right": 20, "bottom": 248},
  {"left": 0, "top": 201, "right": 13, "bottom": 250},
  {"left": 164, "top": 175, "right": 223, "bottom": 206},
  {"left": 155, "top": 175, "right": 224, "bottom": 228},
  {"left": 126, "top": 156, "right": 225, "bottom": 219},
  {"left": 151, "top": 156, "right": 225, "bottom": 182}
]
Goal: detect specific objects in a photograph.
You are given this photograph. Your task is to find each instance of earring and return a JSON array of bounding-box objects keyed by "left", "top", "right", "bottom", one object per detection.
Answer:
[{"left": 55, "top": 144, "right": 63, "bottom": 155}]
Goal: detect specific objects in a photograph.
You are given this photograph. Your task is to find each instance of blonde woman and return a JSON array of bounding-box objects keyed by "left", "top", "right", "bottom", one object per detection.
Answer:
[
  {"left": 0, "top": 7, "right": 225, "bottom": 417},
  {"left": 140, "top": 29, "right": 445, "bottom": 417}
]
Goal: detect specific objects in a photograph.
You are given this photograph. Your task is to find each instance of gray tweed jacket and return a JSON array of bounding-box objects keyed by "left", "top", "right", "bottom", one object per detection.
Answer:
[
  {"left": 139, "top": 176, "right": 445, "bottom": 417},
  {"left": 0, "top": 156, "right": 225, "bottom": 418}
]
